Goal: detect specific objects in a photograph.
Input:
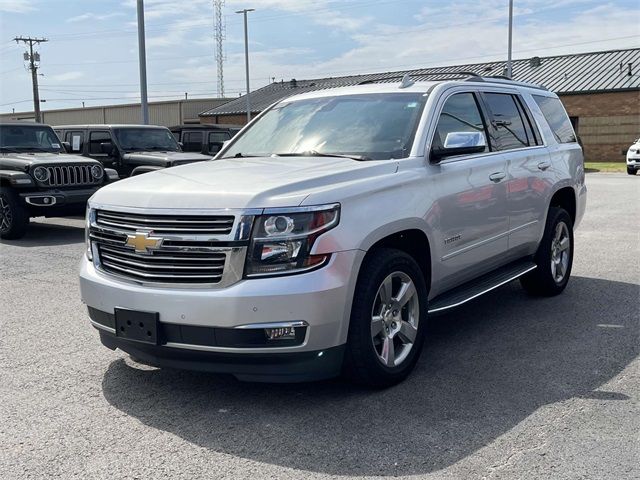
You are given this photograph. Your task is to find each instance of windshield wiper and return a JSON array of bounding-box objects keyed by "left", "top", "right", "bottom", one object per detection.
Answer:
[
  {"left": 218, "top": 152, "right": 260, "bottom": 159},
  {"left": 274, "top": 151, "right": 370, "bottom": 161}
]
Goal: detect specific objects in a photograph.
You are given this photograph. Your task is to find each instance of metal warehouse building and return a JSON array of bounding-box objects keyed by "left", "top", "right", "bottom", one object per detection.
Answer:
[
  {"left": 0, "top": 97, "right": 229, "bottom": 127},
  {"left": 201, "top": 48, "right": 640, "bottom": 162}
]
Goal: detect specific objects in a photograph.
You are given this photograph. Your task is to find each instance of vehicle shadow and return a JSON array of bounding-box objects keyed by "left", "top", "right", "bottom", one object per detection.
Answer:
[
  {"left": 0, "top": 218, "right": 85, "bottom": 247},
  {"left": 101, "top": 276, "right": 638, "bottom": 476}
]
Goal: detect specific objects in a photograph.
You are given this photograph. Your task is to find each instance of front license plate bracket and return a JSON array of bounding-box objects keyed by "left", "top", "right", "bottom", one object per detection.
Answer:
[{"left": 114, "top": 308, "right": 159, "bottom": 345}]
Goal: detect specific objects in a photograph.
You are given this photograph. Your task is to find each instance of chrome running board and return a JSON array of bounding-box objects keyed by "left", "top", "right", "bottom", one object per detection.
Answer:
[{"left": 428, "top": 260, "right": 537, "bottom": 314}]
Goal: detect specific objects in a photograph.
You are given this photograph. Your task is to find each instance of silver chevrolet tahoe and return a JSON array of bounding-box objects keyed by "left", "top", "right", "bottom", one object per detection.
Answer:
[{"left": 80, "top": 74, "right": 587, "bottom": 387}]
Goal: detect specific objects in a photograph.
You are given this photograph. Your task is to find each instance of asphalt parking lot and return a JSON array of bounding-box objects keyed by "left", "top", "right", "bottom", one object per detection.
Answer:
[{"left": 1, "top": 173, "right": 638, "bottom": 480}]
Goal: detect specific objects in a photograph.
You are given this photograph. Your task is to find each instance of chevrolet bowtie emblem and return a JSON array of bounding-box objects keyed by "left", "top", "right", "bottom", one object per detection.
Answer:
[{"left": 125, "top": 230, "right": 163, "bottom": 253}]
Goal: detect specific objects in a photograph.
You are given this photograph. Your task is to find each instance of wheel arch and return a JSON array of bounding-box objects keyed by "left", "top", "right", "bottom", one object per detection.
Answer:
[{"left": 549, "top": 186, "right": 577, "bottom": 225}]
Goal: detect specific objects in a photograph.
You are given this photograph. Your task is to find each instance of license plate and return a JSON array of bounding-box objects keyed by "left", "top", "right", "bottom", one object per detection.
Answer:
[{"left": 114, "top": 308, "right": 159, "bottom": 345}]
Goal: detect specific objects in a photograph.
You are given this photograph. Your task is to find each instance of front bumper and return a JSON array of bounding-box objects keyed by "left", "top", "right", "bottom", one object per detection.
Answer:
[
  {"left": 626, "top": 156, "right": 640, "bottom": 169},
  {"left": 19, "top": 187, "right": 100, "bottom": 207},
  {"left": 80, "top": 250, "right": 363, "bottom": 380}
]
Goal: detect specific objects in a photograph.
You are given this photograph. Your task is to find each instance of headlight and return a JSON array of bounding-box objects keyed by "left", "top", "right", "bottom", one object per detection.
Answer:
[
  {"left": 32, "top": 166, "right": 50, "bottom": 182},
  {"left": 245, "top": 204, "right": 340, "bottom": 277},
  {"left": 90, "top": 165, "right": 104, "bottom": 179},
  {"left": 85, "top": 205, "right": 94, "bottom": 260}
]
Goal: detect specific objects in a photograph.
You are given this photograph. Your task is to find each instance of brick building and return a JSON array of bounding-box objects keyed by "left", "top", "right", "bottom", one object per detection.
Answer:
[{"left": 200, "top": 48, "right": 640, "bottom": 162}]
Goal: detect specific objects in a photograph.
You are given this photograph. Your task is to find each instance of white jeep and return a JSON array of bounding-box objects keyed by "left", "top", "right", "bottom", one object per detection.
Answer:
[{"left": 80, "top": 74, "right": 586, "bottom": 386}]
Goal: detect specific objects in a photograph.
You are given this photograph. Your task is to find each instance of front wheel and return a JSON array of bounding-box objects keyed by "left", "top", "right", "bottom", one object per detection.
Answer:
[
  {"left": 0, "top": 187, "right": 29, "bottom": 240},
  {"left": 343, "top": 248, "right": 428, "bottom": 387},
  {"left": 520, "top": 207, "right": 574, "bottom": 296},
  {"left": 628, "top": 167, "right": 637, "bottom": 175}
]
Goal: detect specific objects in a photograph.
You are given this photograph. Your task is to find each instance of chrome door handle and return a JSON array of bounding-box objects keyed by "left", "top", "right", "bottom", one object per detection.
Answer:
[
  {"left": 489, "top": 172, "right": 506, "bottom": 182},
  {"left": 537, "top": 161, "right": 551, "bottom": 171}
]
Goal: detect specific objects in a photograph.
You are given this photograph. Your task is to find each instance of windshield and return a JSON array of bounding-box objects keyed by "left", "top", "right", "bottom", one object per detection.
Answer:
[
  {"left": 222, "top": 93, "right": 427, "bottom": 160},
  {"left": 0, "top": 124, "right": 62, "bottom": 153},
  {"left": 113, "top": 127, "right": 180, "bottom": 152}
]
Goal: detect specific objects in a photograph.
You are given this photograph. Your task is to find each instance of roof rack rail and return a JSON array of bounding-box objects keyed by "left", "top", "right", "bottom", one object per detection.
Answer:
[{"left": 357, "top": 71, "right": 482, "bottom": 85}]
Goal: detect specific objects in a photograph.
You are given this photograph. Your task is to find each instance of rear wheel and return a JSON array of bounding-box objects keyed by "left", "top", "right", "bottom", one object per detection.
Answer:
[
  {"left": 343, "top": 248, "right": 428, "bottom": 387},
  {"left": 0, "top": 187, "right": 29, "bottom": 240},
  {"left": 520, "top": 207, "right": 573, "bottom": 296},
  {"left": 628, "top": 167, "right": 637, "bottom": 175}
]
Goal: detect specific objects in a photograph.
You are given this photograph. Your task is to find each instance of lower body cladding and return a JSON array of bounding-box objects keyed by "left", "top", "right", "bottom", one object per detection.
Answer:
[
  {"left": 80, "top": 250, "right": 363, "bottom": 382},
  {"left": 21, "top": 188, "right": 99, "bottom": 216}
]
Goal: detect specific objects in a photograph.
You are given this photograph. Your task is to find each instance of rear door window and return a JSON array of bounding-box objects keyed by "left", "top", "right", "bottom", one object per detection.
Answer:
[
  {"left": 88, "top": 131, "right": 112, "bottom": 155},
  {"left": 208, "top": 131, "right": 231, "bottom": 154},
  {"left": 482, "top": 93, "right": 531, "bottom": 151},
  {"left": 533, "top": 95, "right": 577, "bottom": 143},
  {"left": 182, "top": 131, "right": 203, "bottom": 152}
]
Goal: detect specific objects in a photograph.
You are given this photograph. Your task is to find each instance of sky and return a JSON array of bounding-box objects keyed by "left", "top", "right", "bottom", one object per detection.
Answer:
[{"left": 0, "top": 0, "right": 638, "bottom": 114}]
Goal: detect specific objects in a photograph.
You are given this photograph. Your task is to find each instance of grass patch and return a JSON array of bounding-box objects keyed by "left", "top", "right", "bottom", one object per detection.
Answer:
[{"left": 584, "top": 162, "right": 627, "bottom": 173}]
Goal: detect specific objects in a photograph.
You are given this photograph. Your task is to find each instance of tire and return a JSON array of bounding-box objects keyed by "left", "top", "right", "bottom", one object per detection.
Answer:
[
  {"left": 0, "top": 187, "right": 29, "bottom": 240},
  {"left": 343, "top": 248, "right": 428, "bottom": 388},
  {"left": 628, "top": 167, "right": 637, "bottom": 175},
  {"left": 520, "top": 207, "right": 573, "bottom": 296}
]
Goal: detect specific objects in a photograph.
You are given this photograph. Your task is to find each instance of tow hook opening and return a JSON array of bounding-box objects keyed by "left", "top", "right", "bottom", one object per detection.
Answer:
[{"left": 25, "top": 195, "right": 57, "bottom": 206}]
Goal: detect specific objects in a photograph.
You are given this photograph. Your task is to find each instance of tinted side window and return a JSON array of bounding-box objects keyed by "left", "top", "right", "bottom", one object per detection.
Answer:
[
  {"left": 65, "top": 131, "right": 84, "bottom": 152},
  {"left": 433, "top": 92, "right": 488, "bottom": 154},
  {"left": 208, "top": 131, "right": 230, "bottom": 153},
  {"left": 89, "top": 131, "right": 112, "bottom": 155},
  {"left": 483, "top": 93, "right": 530, "bottom": 151},
  {"left": 182, "top": 131, "right": 203, "bottom": 152},
  {"left": 533, "top": 95, "right": 577, "bottom": 143}
]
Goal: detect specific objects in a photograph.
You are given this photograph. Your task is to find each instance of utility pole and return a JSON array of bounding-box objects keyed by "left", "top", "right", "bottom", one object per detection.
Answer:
[
  {"left": 14, "top": 36, "right": 48, "bottom": 123},
  {"left": 136, "top": 0, "right": 149, "bottom": 124},
  {"left": 506, "top": 0, "right": 513, "bottom": 78},
  {"left": 213, "top": 0, "right": 226, "bottom": 97},
  {"left": 236, "top": 8, "right": 254, "bottom": 122}
]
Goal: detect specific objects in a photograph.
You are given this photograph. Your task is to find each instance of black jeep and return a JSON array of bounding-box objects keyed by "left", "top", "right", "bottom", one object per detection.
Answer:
[
  {"left": 169, "top": 124, "right": 242, "bottom": 156},
  {"left": 0, "top": 122, "right": 118, "bottom": 239},
  {"left": 53, "top": 124, "right": 213, "bottom": 177}
]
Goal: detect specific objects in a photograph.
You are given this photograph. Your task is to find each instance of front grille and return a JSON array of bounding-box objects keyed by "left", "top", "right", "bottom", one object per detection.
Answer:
[
  {"left": 97, "top": 243, "right": 226, "bottom": 284},
  {"left": 89, "top": 209, "right": 239, "bottom": 286},
  {"left": 41, "top": 165, "right": 101, "bottom": 187},
  {"left": 95, "top": 209, "right": 234, "bottom": 234}
]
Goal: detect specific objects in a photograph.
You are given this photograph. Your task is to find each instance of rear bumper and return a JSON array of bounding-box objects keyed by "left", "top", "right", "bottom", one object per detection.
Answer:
[{"left": 97, "top": 327, "right": 345, "bottom": 383}]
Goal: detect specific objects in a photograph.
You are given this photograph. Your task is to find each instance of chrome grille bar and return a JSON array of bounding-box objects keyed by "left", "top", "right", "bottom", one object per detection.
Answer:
[{"left": 95, "top": 209, "right": 235, "bottom": 234}]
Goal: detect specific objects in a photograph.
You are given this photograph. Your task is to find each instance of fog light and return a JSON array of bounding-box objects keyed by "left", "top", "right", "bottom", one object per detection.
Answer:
[{"left": 264, "top": 326, "right": 296, "bottom": 340}]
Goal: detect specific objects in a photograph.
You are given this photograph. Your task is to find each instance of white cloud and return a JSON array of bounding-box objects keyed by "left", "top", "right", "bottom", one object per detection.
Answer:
[
  {"left": 66, "top": 12, "right": 125, "bottom": 23},
  {"left": 0, "top": 0, "right": 34, "bottom": 13},
  {"left": 48, "top": 71, "right": 85, "bottom": 82}
]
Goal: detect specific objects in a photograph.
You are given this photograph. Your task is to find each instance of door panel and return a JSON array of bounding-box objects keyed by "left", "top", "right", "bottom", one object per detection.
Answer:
[{"left": 429, "top": 155, "right": 509, "bottom": 293}]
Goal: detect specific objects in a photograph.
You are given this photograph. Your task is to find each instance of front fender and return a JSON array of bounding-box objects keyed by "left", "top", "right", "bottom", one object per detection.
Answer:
[
  {"left": 0, "top": 170, "right": 35, "bottom": 188},
  {"left": 130, "top": 165, "right": 165, "bottom": 176}
]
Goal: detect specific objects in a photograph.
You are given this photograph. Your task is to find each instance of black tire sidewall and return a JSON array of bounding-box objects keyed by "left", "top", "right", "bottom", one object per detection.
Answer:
[
  {"left": 0, "top": 187, "right": 29, "bottom": 239},
  {"left": 344, "top": 248, "right": 428, "bottom": 387},
  {"left": 528, "top": 207, "right": 574, "bottom": 295}
]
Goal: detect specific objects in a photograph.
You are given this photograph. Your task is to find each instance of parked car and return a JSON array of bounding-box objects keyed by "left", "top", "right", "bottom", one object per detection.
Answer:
[
  {"left": 170, "top": 124, "right": 242, "bottom": 156},
  {"left": 80, "top": 74, "right": 586, "bottom": 386},
  {"left": 626, "top": 138, "right": 640, "bottom": 175},
  {"left": 53, "top": 124, "right": 213, "bottom": 178},
  {"left": 0, "top": 122, "right": 117, "bottom": 239}
]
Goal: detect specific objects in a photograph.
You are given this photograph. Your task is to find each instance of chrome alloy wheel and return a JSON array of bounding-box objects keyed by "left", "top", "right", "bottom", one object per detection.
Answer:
[
  {"left": 371, "top": 271, "right": 419, "bottom": 368},
  {"left": 0, "top": 194, "right": 12, "bottom": 233},
  {"left": 551, "top": 221, "right": 570, "bottom": 283}
]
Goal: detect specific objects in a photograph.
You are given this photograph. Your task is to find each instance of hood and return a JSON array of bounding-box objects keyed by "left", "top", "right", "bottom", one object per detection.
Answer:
[
  {"left": 91, "top": 156, "right": 398, "bottom": 209},
  {"left": 0, "top": 152, "right": 100, "bottom": 170},
  {"left": 122, "top": 151, "right": 212, "bottom": 166}
]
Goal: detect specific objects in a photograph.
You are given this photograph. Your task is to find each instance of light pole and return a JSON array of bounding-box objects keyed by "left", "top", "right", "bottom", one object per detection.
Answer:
[
  {"left": 506, "top": 0, "right": 513, "bottom": 78},
  {"left": 236, "top": 8, "right": 254, "bottom": 123},
  {"left": 137, "top": 0, "right": 149, "bottom": 124}
]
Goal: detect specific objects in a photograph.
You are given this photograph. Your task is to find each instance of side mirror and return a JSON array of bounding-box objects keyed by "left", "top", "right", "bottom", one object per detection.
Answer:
[
  {"left": 100, "top": 142, "right": 115, "bottom": 155},
  {"left": 431, "top": 131, "right": 486, "bottom": 161},
  {"left": 61, "top": 141, "right": 71, "bottom": 153}
]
